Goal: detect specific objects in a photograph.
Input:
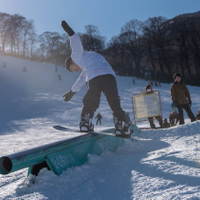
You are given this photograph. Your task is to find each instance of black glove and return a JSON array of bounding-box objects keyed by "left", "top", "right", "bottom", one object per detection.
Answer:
[
  {"left": 173, "top": 101, "right": 179, "bottom": 107},
  {"left": 62, "top": 90, "right": 76, "bottom": 102},
  {"left": 61, "top": 20, "right": 74, "bottom": 36},
  {"left": 188, "top": 100, "right": 192, "bottom": 107}
]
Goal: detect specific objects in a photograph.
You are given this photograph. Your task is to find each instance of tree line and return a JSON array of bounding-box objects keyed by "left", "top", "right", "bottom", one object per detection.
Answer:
[{"left": 1, "top": 12, "right": 200, "bottom": 85}]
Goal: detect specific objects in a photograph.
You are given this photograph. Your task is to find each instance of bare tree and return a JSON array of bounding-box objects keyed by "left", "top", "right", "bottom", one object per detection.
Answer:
[
  {"left": 171, "top": 19, "right": 192, "bottom": 80},
  {"left": 79, "top": 25, "right": 106, "bottom": 52},
  {"left": 21, "top": 19, "right": 35, "bottom": 58},
  {"left": 29, "top": 32, "right": 37, "bottom": 59},
  {"left": 7, "top": 14, "right": 25, "bottom": 55},
  {"left": 39, "top": 31, "right": 65, "bottom": 64},
  {"left": 106, "top": 35, "right": 128, "bottom": 75},
  {"left": 187, "top": 18, "right": 200, "bottom": 80},
  {"left": 120, "top": 19, "right": 143, "bottom": 77},
  {"left": 0, "top": 12, "right": 11, "bottom": 53},
  {"left": 142, "top": 17, "right": 173, "bottom": 80}
]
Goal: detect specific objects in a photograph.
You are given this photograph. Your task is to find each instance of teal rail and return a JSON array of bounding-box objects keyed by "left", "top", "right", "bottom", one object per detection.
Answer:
[{"left": 0, "top": 132, "right": 125, "bottom": 176}]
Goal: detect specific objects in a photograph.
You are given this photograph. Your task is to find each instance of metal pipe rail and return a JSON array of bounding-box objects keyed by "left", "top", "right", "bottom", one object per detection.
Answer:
[{"left": 0, "top": 132, "right": 124, "bottom": 176}]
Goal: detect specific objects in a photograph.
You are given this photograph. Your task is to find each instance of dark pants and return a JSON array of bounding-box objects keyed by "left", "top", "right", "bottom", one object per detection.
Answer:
[
  {"left": 96, "top": 119, "right": 101, "bottom": 125},
  {"left": 177, "top": 104, "right": 196, "bottom": 125},
  {"left": 81, "top": 75, "right": 125, "bottom": 120},
  {"left": 148, "top": 116, "right": 162, "bottom": 128}
]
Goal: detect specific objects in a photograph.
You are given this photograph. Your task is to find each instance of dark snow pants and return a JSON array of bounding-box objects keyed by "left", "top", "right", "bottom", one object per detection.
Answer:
[
  {"left": 96, "top": 119, "right": 101, "bottom": 125},
  {"left": 148, "top": 116, "right": 163, "bottom": 128},
  {"left": 177, "top": 104, "right": 196, "bottom": 124},
  {"left": 81, "top": 74, "right": 125, "bottom": 120}
]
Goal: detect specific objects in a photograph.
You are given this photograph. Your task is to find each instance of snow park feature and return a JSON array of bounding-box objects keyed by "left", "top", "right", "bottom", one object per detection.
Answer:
[
  {"left": 0, "top": 125, "right": 139, "bottom": 177},
  {"left": 1, "top": 53, "right": 200, "bottom": 199}
]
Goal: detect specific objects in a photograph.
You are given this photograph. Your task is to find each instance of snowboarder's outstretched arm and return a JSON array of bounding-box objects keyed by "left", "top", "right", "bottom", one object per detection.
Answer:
[
  {"left": 71, "top": 71, "right": 86, "bottom": 92},
  {"left": 61, "top": 21, "right": 74, "bottom": 36},
  {"left": 62, "top": 71, "right": 86, "bottom": 102},
  {"left": 61, "top": 20, "right": 86, "bottom": 101},
  {"left": 61, "top": 20, "right": 83, "bottom": 61}
]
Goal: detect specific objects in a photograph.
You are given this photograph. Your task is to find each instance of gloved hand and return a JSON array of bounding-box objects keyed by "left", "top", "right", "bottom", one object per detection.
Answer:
[
  {"left": 188, "top": 100, "right": 192, "bottom": 107},
  {"left": 173, "top": 101, "right": 179, "bottom": 107},
  {"left": 61, "top": 20, "right": 74, "bottom": 36},
  {"left": 62, "top": 90, "right": 76, "bottom": 102}
]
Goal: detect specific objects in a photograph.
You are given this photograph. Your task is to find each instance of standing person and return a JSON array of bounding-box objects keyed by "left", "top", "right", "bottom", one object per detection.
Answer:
[
  {"left": 95, "top": 113, "right": 102, "bottom": 125},
  {"left": 145, "top": 84, "right": 163, "bottom": 129},
  {"left": 61, "top": 20, "right": 132, "bottom": 137},
  {"left": 170, "top": 73, "right": 196, "bottom": 125}
]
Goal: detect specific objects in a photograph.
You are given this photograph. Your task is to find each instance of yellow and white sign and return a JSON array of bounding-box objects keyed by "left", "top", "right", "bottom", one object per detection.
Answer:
[{"left": 134, "top": 93, "right": 159, "bottom": 119}]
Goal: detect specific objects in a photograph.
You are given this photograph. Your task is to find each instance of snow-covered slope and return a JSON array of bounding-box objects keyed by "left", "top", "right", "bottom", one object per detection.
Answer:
[{"left": 0, "top": 54, "right": 200, "bottom": 199}]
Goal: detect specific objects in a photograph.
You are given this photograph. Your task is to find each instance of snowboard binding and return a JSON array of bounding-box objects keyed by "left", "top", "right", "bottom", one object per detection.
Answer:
[{"left": 79, "top": 114, "right": 94, "bottom": 132}]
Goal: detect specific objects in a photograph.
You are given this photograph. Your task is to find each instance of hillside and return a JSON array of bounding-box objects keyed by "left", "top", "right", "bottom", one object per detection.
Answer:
[{"left": 0, "top": 54, "right": 200, "bottom": 199}]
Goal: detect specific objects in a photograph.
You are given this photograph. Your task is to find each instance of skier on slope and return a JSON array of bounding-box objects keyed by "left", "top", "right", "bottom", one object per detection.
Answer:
[
  {"left": 61, "top": 20, "right": 132, "bottom": 137},
  {"left": 95, "top": 113, "right": 102, "bottom": 125}
]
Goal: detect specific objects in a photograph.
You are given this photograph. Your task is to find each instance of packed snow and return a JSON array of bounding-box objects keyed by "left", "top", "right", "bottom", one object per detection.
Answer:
[{"left": 0, "top": 53, "right": 200, "bottom": 200}]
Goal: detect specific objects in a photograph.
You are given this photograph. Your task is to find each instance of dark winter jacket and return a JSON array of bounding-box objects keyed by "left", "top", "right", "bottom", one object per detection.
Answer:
[{"left": 170, "top": 81, "right": 191, "bottom": 105}]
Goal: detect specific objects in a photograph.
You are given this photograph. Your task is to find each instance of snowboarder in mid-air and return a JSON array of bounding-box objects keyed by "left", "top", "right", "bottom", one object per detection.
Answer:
[{"left": 61, "top": 20, "right": 132, "bottom": 137}]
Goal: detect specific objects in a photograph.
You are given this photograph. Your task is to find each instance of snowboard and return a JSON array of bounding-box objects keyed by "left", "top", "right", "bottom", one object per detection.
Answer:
[
  {"left": 90, "top": 130, "right": 136, "bottom": 142},
  {"left": 140, "top": 126, "right": 170, "bottom": 130},
  {"left": 53, "top": 125, "right": 114, "bottom": 133},
  {"left": 53, "top": 123, "right": 140, "bottom": 140}
]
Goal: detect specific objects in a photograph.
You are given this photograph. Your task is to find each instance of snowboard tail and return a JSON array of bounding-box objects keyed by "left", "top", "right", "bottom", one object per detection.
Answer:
[{"left": 53, "top": 125, "right": 80, "bottom": 132}]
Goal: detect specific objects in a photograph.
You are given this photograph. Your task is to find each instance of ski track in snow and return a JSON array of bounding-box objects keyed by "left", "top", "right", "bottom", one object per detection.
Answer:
[{"left": 0, "top": 54, "right": 200, "bottom": 199}]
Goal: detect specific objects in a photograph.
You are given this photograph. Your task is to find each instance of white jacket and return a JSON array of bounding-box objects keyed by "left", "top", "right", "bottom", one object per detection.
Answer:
[{"left": 70, "top": 33, "right": 115, "bottom": 92}]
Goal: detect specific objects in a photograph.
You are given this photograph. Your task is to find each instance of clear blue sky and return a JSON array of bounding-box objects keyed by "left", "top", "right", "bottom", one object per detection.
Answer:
[{"left": 1, "top": 0, "right": 200, "bottom": 41}]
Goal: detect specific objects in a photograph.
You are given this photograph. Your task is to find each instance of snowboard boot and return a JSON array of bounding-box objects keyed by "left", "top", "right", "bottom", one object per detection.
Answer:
[
  {"left": 79, "top": 114, "right": 94, "bottom": 132},
  {"left": 123, "top": 113, "right": 133, "bottom": 136},
  {"left": 113, "top": 115, "right": 123, "bottom": 136},
  {"left": 150, "top": 121, "right": 156, "bottom": 129},
  {"left": 113, "top": 114, "right": 132, "bottom": 138},
  {"left": 158, "top": 118, "right": 163, "bottom": 128}
]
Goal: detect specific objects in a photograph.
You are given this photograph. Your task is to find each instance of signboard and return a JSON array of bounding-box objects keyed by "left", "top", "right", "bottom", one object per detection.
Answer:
[{"left": 134, "top": 93, "right": 160, "bottom": 119}]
